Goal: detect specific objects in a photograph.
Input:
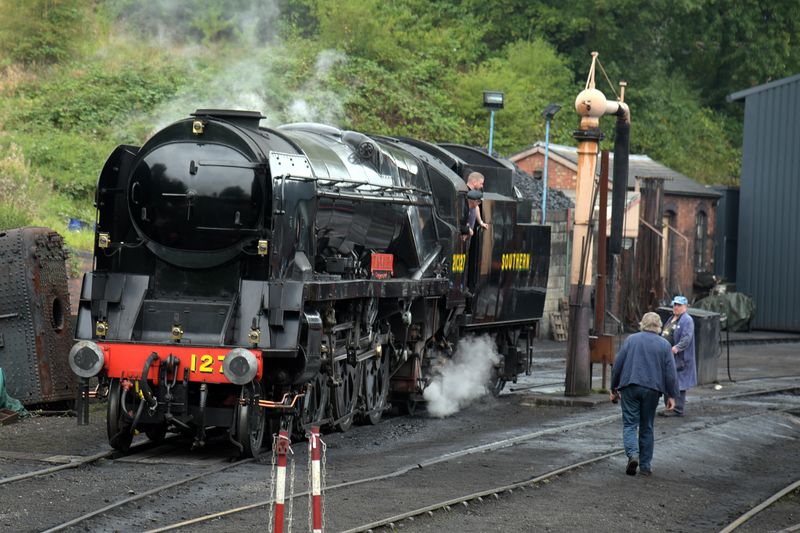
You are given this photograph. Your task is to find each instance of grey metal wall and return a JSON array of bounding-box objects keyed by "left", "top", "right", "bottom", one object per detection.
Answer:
[
  {"left": 713, "top": 186, "right": 738, "bottom": 282},
  {"left": 736, "top": 77, "right": 800, "bottom": 331}
]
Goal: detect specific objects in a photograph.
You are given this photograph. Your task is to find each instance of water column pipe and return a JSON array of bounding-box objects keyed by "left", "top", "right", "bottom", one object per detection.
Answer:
[{"left": 565, "top": 52, "right": 629, "bottom": 397}]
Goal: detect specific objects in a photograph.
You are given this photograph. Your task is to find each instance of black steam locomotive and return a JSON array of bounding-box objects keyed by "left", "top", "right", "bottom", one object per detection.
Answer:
[{"left": 69, "top": 110, "right": 550, "bottom": 456}]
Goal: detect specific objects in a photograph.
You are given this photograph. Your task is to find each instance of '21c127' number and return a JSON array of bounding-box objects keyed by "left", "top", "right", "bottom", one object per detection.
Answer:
[{"left": 190, "top": 353, "right": 225, "bottom": 374}]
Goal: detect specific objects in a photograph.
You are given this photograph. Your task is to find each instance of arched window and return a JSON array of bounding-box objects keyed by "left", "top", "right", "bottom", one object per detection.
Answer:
[
  {"left": 663, "top": 210, "right": 677, "bottom": 294},
  {"left": 694, "top": 211, "right": 707, "bottom": 271}
]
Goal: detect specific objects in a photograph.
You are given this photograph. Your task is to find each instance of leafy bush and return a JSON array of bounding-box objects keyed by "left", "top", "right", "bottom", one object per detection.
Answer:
[
  {"left": 8, "top": 61, "right": 187, "bottom": 134},
  {"left": 335, "top": 57, "right": 462, "bottom": 141},
  {"left": 0, "top": 142, "right": 45, "bottom": 230},
  {"left": 0, "top": 0, "right": 90, "bottom": 65},
  {"left": 12, "top": 131, "right": 113, "bottom": 200}
]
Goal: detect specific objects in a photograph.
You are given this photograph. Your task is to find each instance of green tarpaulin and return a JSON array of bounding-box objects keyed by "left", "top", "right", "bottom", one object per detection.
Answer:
[
  {"left": 694, "top": 293, "right": 756, "bottom": 332},
  {"left": 0, "top": 368, "right": 29, "bottom": 416}
]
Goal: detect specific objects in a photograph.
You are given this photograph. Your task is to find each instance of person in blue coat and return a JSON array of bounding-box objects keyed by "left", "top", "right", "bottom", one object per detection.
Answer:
[
  {"left": 611, "top": 312, "right": 679, "bottom": 476},
  {"left": 659, "top": 295, "right": 697, "bottom": 416}
]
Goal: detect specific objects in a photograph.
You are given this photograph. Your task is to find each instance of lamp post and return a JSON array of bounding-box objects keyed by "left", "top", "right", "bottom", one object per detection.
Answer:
[
  {"left": 483, "top": 91, "right": 504, "bottom": 155},
  {"left": 541, "top": 103, "right": 561, "bottom": 224}
]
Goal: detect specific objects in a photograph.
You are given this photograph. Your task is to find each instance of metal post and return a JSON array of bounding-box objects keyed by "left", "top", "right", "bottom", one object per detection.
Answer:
[
  {"left": 77, "top": 378, "right": 90, "bottom": 426},
  {"left": 488, "top": 109, "right": 496, "bottom": 154},
  {"left": 273, "top": 429, "right": 290, "bottom": 533},
  {"left": 310, "top": 426, "right": 323, "bottom": 533},
  {"left": 542, "top": 117, "right": 551, "bottom": 223}
]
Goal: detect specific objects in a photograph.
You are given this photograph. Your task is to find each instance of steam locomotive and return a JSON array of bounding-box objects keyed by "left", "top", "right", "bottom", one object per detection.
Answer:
[{"left": 69, "top": 110, "right": 550, "bottom": 456}]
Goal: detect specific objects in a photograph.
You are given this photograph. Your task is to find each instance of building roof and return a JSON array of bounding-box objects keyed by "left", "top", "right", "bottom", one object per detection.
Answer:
[
  {"left": 510, "top": 142, "right": 721, "bottom": 198},
  {"left": 727, "top": 73, "right": 800, "bottom": 102}
]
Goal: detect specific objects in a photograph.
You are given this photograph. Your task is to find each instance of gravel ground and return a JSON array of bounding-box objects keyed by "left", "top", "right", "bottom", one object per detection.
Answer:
[{"left": 0, "top": 340, "right": 797, "bottom": 533}]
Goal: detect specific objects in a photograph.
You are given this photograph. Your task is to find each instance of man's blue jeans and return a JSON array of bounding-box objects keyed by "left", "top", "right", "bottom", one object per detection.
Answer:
[{"left": 620, "top": 384, "right": 661, "bottom": 470}]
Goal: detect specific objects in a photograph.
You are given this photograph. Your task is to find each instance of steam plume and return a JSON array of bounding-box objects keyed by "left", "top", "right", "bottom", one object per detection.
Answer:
[{"left": 423, "top": 335, "right": 500, "bottom": 418}]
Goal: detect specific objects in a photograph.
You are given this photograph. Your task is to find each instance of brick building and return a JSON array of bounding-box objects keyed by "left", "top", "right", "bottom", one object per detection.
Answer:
[{"left": 511, "top": 142, "right": 720, "bottom": 304}]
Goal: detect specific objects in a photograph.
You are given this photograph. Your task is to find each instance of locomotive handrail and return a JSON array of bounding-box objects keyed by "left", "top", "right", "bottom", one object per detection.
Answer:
[
  {"left": 412, "top": 244, "right": 442, "bottom": 280},
  {"left": 197, "top": 160, "right": 264, "bottom": 169},
  {"left": 318, "top": 179, "right": 432, "bottom": 196},
  {"left": 278, "top": 173, "right": 432, "bottom": 196},
  {"left": 316, "top": 189, "right": 433, "bottom": 206}
]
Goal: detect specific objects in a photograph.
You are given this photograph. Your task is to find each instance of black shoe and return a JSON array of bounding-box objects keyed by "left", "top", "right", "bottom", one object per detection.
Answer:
[
  {"left": 639, "top": 468, "right": 652, "bottom": 477},
  {"left": 658, "top": 410, "right": 683, "bottom": 417},
  {"left": 626, "top": 456, "right": 639, "bottom": 476}
]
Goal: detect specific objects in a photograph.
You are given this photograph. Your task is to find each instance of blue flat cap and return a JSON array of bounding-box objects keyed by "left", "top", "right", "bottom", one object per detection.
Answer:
[{"left": 671, "top": 295, "right": 688, "bottom": 306}]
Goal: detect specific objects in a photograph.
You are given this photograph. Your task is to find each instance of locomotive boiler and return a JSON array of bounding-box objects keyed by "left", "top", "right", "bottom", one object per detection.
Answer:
[{"left": 69, "top": 109, "right": 550, "bottom": 456}]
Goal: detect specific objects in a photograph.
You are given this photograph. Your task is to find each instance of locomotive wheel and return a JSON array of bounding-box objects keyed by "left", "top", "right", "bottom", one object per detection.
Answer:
[
  {"left": 488, "top": 353, "right": 507, "bottom": 397},
  {"left": 404, "top": 399, "right": 420, "bottom": 416},
  {"left": 488, "top": 372, "right": 507, "bottom": 397},
  {"left": 107, "top": 379, "right": 134, "bottom": 453},
  {"left": 363, "top": 349, "right": 390, "bottom": 425},
  {"left": 145, "top": 423, "right": 168, "bottom": 443},
  {"left": 296, "top": 373, "right": 328, "bottom": 438},
  {"left": 331, "top": 360, "right": 360, "bottom": 432},
  {"left": 236, "top": 382, "right": 266, "bottom": 458}
]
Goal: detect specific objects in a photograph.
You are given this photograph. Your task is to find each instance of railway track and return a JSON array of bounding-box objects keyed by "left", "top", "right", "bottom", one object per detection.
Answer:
[
  {"left": 0, "top": 433, "right": 252, "bottom": 533},
  {"left": 0, "top": 435, "right": 193, "bottom": 488},
  {"left": 42, "top": 457, "right": 254, "bottom": 533},
  {"left": 4, "top": 377, "right": 795, "bottom": 532},
  {"left": 719, "top": 478, "right": 800, "bottom": 533},
  {"left": 129, "top": 381, "right": 800, "bottom": 533},
  {"left": 341, "top": 405, "right": 798, "bottom": 533}
]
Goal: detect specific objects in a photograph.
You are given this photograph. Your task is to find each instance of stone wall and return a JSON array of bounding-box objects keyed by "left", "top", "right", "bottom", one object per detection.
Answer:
[{"left": 531, "top": 207, "right": 570, "bottom": 340}]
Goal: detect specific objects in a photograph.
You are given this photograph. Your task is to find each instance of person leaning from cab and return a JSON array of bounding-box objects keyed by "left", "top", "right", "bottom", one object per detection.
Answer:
[
  {"left": 461, "top": 171, "right": 489, "bottom": 241},
  {"left": 610, "top": 312, "right": 679, "bottom": 476},
  {"left": 658, "top": 295, "right": 697, "bottom": 417},
  {"left": 462, "top": 189, "right": 484, "bottom": 241}
]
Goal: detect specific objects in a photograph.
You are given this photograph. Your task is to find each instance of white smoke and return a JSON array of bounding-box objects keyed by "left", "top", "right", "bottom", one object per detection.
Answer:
[
  {"left": 423, "top": 335, "right": 501, "bottom": 418},
  {"left": 114, "top": 1, "right": 347, "bottom": 131},
  {"left": 286, "top": 49, "right": 347, "bottom": 125}
]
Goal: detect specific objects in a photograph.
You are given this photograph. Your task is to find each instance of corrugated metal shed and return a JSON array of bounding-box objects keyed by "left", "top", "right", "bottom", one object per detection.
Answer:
[{"left": 728, "top": 74, "right": 800, "bottom": 332}]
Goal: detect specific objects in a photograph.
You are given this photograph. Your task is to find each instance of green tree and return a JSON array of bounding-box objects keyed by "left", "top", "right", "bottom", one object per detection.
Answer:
[
  {"left": 625, "top": 70, "right": 741, "bottom": 185},
  {"left": 449, "top": 39, "right": 576, "bottom": 155},
  {"left": 666, "top": 0, "right": 800, "bottom": 108}
]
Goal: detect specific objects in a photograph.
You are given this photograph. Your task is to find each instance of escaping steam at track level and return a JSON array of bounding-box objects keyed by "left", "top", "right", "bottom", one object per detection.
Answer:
[{"left": 423, "top": 336, "right": 501, "bottom": 418}]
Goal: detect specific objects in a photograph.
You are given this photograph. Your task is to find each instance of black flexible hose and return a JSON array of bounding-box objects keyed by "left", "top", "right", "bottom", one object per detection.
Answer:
[
  {"left": 726, "top": 323, "right": 735, "bottom": 382},
  {"left": 129, "top": 396, "right": 145, "bottom": 433},
  {"left": 139, "top": 352, "right": 160, "bottom": 411},
  {"left": 120, "top": 387, "right": 131, "bottom": 419}
]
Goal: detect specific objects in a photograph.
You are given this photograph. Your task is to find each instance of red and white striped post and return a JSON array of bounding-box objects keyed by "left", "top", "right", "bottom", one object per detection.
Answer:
[
  {"left": 273, "top": 429, "right": 291, "bottom": 533},
  {"left": 310, "top": 425, "right": 323, "bottom": 533}
]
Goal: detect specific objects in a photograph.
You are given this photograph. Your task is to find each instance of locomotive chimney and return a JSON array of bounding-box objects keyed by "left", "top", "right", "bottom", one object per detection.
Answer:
[{"left": 192, "top": 109, "right": 265, "bottom": 130}]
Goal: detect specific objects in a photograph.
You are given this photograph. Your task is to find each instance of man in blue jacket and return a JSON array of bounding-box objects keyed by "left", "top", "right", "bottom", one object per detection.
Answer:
[
  {"left": 659, "top": 295, "right": 697, "bottom": 416},
  {"left": 611, "top": 312, "right": 679, "bottom": 476}
]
